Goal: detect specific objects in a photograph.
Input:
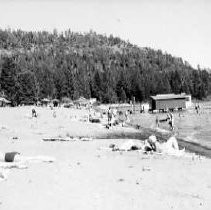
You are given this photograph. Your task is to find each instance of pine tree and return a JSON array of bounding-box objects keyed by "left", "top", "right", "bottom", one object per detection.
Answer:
[{"left": 0, "top": 56, "right": 19, "bottom": 105}]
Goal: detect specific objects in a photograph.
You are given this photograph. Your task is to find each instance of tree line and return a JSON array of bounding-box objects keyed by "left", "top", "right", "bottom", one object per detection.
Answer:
[{"left": 0, "top": 28, "right": 210, "bottom": 105}]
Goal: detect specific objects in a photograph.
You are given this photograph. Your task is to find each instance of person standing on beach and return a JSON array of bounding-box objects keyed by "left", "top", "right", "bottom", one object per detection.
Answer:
[
  {"left": 195, "top": 104, "right": 199, "bottom": 114},
  {"left": 197, "top": 104, "right": 200, "bottom": 114},
  {"left": 125, "top": 110, "right": 129, "bottom": 121},
  {"left": 156, "top": 116, "right": 160, "bottom": 128},
  {"left": 168, "top": 112, "right": 174, "bottom": 130},
  {"left": 32, "top": 108, "right": 37, "bottom": 118},
  {"left": 107, "top": 107, "right": 112, "bottom": 127}
]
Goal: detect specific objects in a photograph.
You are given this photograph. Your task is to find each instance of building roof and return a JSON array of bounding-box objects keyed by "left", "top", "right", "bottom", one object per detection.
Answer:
[
  {"left": 150, "top": 94, "right": 188, "bottom": 100},
  {"left": 41, "top": 98, "right": 51, "bottom": 102},
  {"left": 75, "top": 97, "right": 89, "bottom": 104}
]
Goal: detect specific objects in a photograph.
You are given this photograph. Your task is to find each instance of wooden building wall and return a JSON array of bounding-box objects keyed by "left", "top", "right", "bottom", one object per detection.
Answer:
[{"left": 152, "top": 98, "right": 186, "bottom": 110}]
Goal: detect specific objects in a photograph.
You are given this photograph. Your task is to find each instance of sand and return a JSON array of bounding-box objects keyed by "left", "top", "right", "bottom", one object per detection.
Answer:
[{"left": 0, "top": 106, "right": 211, "bottom": 210}]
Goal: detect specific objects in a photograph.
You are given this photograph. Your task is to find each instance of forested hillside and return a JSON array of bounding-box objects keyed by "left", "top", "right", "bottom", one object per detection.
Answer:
[{"left": 0, "top": 29, "right": 210, "bottom": 105}]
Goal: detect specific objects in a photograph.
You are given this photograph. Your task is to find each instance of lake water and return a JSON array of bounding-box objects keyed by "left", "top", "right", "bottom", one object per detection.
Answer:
[{"left": 129, "top": 102, "right": 211, "bottom": 149}]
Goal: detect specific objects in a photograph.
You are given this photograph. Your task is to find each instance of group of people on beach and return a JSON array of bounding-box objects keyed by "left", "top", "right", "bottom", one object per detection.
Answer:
[
  {"left": 156, "top": 111, "right": 175, "bottom": 130},
  {"left": 107, "top": 107, "right": 130, "bottom": 128},
  {"left": 0, "top": 104, "right": 187, "bottom": 183}
]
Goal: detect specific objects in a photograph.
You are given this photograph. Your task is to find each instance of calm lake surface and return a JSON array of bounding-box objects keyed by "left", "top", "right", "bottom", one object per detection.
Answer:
[{"left": 129, "top": 102, "right": 211, "bottom": 148}]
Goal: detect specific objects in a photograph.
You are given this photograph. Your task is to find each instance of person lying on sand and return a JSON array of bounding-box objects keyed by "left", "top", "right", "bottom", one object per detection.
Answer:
[
  {"left": 144, "top": 135, "right": 185, "bottom": 155},
  {"left": 109, "top": 140, "right": 143, "bottom": 151},
  {"left": 0, "top": 151, "right": 55, "bottom": 168},
  {"left": 109, "top": 135, "right": 185, "bottom": 156}
]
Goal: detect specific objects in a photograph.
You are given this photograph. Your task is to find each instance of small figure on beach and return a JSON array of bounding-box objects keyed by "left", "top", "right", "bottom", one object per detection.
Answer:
[
  {"left": 195, "top": 104, "right": 200, "bottom": 114},
  {"left": 110, "top": 113, "right": 116, "bottom": 126},
  {"left": 195, "top": 105, "right": 198, "bottom": 114},
  {"left": 117, "top": 110, "right": 129, "bottom": 127},
  {"left": 32, "top": 108, "right": 37, "bottom": 118},
  {"left": 109, "top": 140, "right": 143, "bottom": 151},
  {"left": 140, "top": 104, "right": 145, "bottom": 113},
  {"left": 53, "top": 110, "right": 57, "bottom": 118},
  {"left": 167, "top": 111, "right": 174, "bottom": 130},
  {"left": 107, "top": 107, "right": 112, "bottom": 126},
  {"left": 107, "top": 107, "right": 117, "bottom": 128},
  {"left": 156, "top": 116, "right": 160, "bottom": 128},
  {"left": 113, "top": 108, "right": 117, "bottom": 118},
  {"left": 155, "top": 115, "right": 169, "bottom": 128},
  {"left": 124, "top": 110, "right": 129, "bottom": 124}
]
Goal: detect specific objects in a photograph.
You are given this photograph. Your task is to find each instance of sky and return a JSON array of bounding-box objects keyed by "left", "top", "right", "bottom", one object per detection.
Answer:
[{"left": 0, "top": 0, "right": 211, "bottom": 68}]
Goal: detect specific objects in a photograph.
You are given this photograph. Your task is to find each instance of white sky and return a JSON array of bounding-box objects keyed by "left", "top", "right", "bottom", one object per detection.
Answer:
[{"left": 0, "top": 0, "right": 211, "bottom": 68}]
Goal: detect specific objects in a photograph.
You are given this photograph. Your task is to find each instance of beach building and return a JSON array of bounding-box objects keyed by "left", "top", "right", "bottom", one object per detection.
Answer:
[
  {"left": 41, "top": 98, "right": 51, "bottom": 106},
  {"left": 61, "top": 97, "right": 74, "bottom": 108},
  {"left": 20, "top": 100, "right": 35, "bottom": 106},
  {"left": 74, "top": 97, "right": 90, "bottom": 107},
  {"left": 74, "top": 97, "right": 97, "bottom": 108},
  {"left": 150, "top": 93, "right": 190, "bottom": 112}
]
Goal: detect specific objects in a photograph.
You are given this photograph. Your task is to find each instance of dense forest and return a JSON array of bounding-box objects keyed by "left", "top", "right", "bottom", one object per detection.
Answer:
[{"left": 0, "top": 28, "right": 211, "bottom": 105}]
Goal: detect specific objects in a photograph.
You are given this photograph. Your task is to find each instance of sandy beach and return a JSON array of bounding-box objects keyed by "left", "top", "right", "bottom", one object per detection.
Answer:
[{"left": 1, "top": 106, "right": 211, "bottom": 210}]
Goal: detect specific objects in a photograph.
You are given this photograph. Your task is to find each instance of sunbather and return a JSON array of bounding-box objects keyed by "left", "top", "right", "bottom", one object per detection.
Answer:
[
  {"left": 110, "top": 140, "right": 143, "bottom": 151},
  {"left": 144, "top": 135, "right": 185, "bottom": 155}
]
